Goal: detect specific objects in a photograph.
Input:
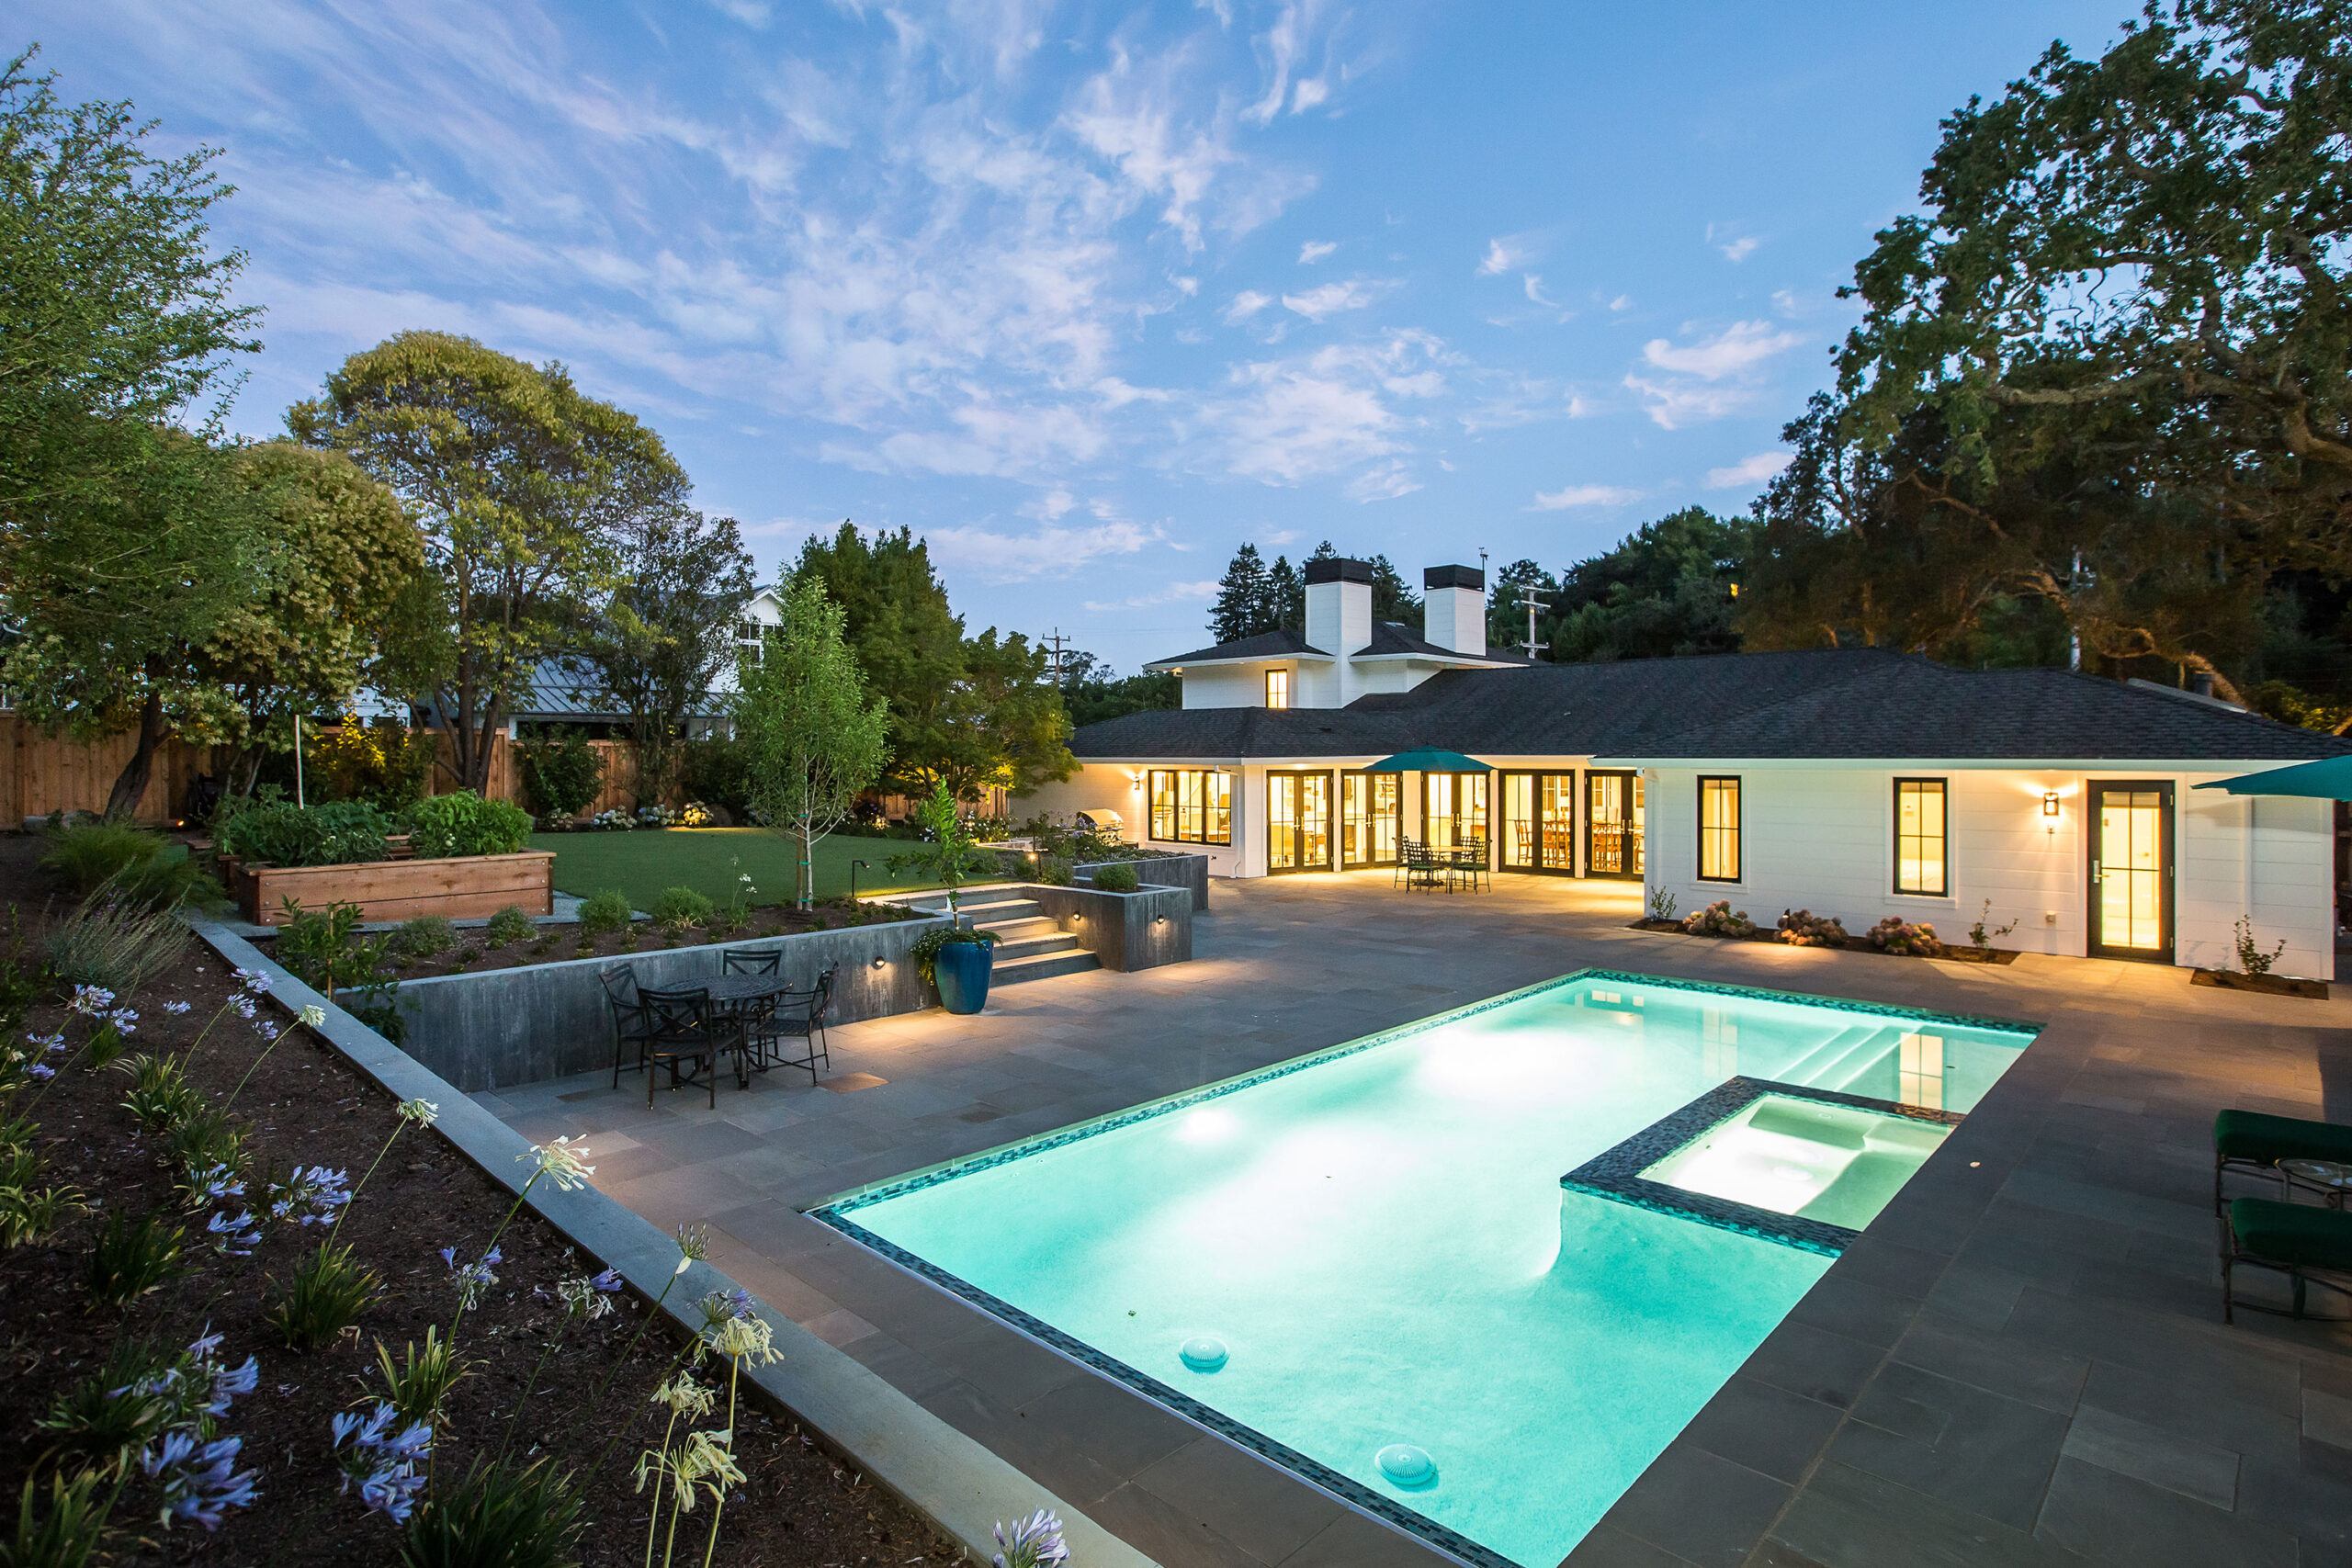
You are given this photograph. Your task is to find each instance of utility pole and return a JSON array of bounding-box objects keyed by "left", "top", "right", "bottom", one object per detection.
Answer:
[
  {"left": 2068, "top": 550, "right": 2084, "bottom": 672},
  {"left": 1517, "top": 583, "right": 1550, "bottom": 659},
  {"left": 1044, "top": 628, "right": 1071, "bottom": 685}
]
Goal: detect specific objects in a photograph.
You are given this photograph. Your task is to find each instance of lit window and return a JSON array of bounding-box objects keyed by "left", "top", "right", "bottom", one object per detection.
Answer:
[
  {"left": 1147, "top": 769, "right": 1231, "bottom": 845},
  {"left": 1894, "top": 779, "right": 1948, "bottom": 896},
  {"left": 1698, "top": 776, "right": 1740, "bottom": 882},
  {"left": 1264, "top": 669, "right": 1290, "bottom": 709}
]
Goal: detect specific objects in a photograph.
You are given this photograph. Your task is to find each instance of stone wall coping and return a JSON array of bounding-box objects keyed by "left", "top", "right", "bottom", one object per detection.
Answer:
[{"left": 185, "top": 915, "right": 1158, "bottom": 1568}]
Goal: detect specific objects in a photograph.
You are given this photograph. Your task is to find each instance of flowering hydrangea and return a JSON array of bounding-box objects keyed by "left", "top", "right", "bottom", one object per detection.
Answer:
[
  {"left": 268, "top": 1166, "right": 352, "bottom": 1226},
  {"left": 441, "top": 1245, "right": 503, "bottom": 1309},
  {"left": 141, "top": 1432, "right": 259, "bottom": 1529},
  {"left": 330, "top": 1402, "right": 433, "bottom": 1523}
]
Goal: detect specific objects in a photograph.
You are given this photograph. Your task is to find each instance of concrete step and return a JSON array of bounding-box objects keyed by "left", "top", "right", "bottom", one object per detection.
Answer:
[
  {"left": 920, "top": 896, "right": 1042, "bottom": 923},
  {"left": 991, "top": 948, "right": 1102, "bottom": 985},
  {"left": 977, "top": 915, "right": 1060, "bottom": 941},
  {"left": 992, "top": 930, "right": 1083, "bottom": 962}
]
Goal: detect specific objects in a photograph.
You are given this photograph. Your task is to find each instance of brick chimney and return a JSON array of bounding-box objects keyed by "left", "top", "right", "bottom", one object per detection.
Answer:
[{"left": 1422, "top": 564, "right": 1486, "bottom": 657}]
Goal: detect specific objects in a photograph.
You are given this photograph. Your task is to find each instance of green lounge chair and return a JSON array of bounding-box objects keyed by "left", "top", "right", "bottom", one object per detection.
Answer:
[
  {"left": 2221, "top": 1198, "right": 2352, "bottom": 1323},
  {"left": 2211, "top": 1109, "right": 2352, "bottom": 1213}
]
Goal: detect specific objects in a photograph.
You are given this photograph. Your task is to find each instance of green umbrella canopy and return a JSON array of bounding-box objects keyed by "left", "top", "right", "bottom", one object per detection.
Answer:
[
  {"left": 2192, "top": 755, "right": 2352, "bottom": 799},
  {"left": 1362, "top": 747, "right": 1491, "bottom": 773}
]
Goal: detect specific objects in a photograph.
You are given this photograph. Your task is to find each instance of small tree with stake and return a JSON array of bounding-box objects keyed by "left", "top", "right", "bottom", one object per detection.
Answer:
[
  {"left": 733, "top": 577, "right": 887, "bottom": 910},
  {"left": 888, "top": 783, "right": 1006, "bottom": 927}
]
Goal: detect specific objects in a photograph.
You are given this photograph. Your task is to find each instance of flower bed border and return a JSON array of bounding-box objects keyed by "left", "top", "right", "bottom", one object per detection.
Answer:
[
  {"left": 183, "top": 915, "right": 1158, "bottom": 1568},
  {"left": 233, "top": 851, "right": 555, "bottom": 925},
  {"left": 1626, "top": 918, "right": 2022, "bottom": 966},
  {"left": 2191, "top": 966, "right": 2330, "bottom": 999}
]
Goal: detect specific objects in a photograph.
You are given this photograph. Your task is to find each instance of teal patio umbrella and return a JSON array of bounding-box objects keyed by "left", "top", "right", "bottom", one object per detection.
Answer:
[
  {"left": 2192, "top": 755, "right": 2352, "bottom": 799},
  {"left": 1362, "top": 747, "right": 1490, "bottom": 773}
]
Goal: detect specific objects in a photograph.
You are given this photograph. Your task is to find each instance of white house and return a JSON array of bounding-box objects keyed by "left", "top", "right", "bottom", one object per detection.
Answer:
[{"left": 1018, "top": 558, "right": 2348, "bottom": 978}]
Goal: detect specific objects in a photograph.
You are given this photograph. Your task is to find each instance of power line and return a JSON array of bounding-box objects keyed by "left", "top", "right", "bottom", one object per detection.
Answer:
[{"left": 1515, "top": 583, "right": 1550, "bottom": 658}]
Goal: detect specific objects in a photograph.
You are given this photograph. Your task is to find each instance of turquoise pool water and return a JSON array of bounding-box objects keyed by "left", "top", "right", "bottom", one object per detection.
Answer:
[{"left": 820, "top": 971, "right": 2036, "bottom": 1568}]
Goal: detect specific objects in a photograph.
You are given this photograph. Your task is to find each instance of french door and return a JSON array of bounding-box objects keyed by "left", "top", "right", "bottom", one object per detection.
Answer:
[
  {"left": 1421, "top": 772, "right": 1490, "bottom": 852},
  {"left": 2089, "top": 781, "right": 2172, "bottom": 962},
  {"left": 1500, "top": 773, "right": 1577, "bottom": 874},
  {"left": 1587, "top": 771, "right": 1645, "bottom": 878},
  {"left": 1268, "top": 772, "right": 1333, "bottom": 873},
  {"left": 1340, "top": 771, "right": 1400, "bottom": 867}
]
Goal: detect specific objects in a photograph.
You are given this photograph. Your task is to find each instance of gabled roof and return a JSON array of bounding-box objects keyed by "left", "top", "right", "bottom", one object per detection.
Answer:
[
  {"left": 1146, "top": 628, "right": 1329, "bottom": 670},
  {"left": 1070, "top": 648, "right": 2352, "bottom": 764}
]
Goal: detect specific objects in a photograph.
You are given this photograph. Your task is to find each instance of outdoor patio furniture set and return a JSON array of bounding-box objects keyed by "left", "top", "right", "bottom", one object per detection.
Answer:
[
  {"left": 602, "top": 950, "right": 835, "bottom": 1108},
  {"left": 1398, "top": 836, "right": 1490, "bottom": 894},
  {"left": 2214, "top": 1108, "right": 2352, "bottom": 1322}
]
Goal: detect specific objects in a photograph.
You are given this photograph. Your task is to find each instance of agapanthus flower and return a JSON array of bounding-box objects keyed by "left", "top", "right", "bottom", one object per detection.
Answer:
[
  {"left": 992, "top": 1509, "right": 1070, "bottom": 1568},
  {"left": 28, "top": 1062, "right": 53, "bottom": 1081},
  {"left": 162, "top": 1000, "right": 192, "bottom": 1015},
  {"left": 268, "top": 1166, "right": 351, "bottom": 1225},
  {"left": 518, "top": 1135, "right": 594, "bottom": 1190},
  {"left": 191, "top": 1164, "right": 246, "bottom": 1202},
  {"left": 550, "top": 1275, "right": 616, "bottom": 1321},
  {"left": 207, "top": 1211, "right": 261, "bottom": 1257},
  {"left": 649, "top": 1374, "right": 715, "bottom": 1418},
  {"left": 141, "top": 1432, "right": 259, "bottom": 1530},
  {"left": 25, "top": 1032, "right": 64, "bottom": 1052},
  {"left": 234, "top": 968, "right": 273, "bottom": 996},
  {"left": 708, "top": 1312, "right": 780, "bottom": 1366},
  {"left": 396, "top": 1098, "right": 438, "bottom": 1127},
  {"left": 299, "top": 1004, "right": 326, "bottom": 1029},
  {"left": 695, "top": 1287, "right": 754, "bottom": 1328},
  {"left": 230, "top": 995, "right": 257, "bottom": 1021},
  {"left": 251, "top": 1020, "right": 281, "bottom": 1043},
  {"left": 330, "top": 1402, "right": 433, "bottom": 1523},
  {"left": 441, "top": 1245, "right": 503, "bottom": 1309},
  {"left": 676, "top": 1222, "right": 710, "bottom": 1263},
  {"left": 69, "top": 986, "right": 116, "bottom": 1017},
  {"left": 588, "top": 1267, "right": 623, "bottom": 1292},
  {"left": 107, "top": 1008, "right": 137, "bottom": 1034}
]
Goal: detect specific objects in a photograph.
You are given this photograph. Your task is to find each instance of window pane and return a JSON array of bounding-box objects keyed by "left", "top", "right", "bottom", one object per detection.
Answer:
[
  {"left": 1894, "top": 780, "right": 1947, "bottom": 895},
  {"left": 1699, "top": 777, "right": 1740, "bottom": 881},
  {"left": 1208, "top": 773, "right": 1230, "bottom": 844},
  {"left": 1149, "top": 771, "right": 1174, "bottom": 840}
]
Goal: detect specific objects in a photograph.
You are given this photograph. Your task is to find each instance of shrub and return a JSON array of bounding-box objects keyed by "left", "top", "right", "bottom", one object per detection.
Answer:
[
  {"left": 514, "top": 726, "right": 605, "bottom": 818},
  {"left": 403, "top": 792, "right": 534, "bottom": 859},
  {"left": 40, "top": 823, "right": 216, "bottom": 909},
  {"left": 268, "top": 1240, "right": 379, "bottom": 1350},
  {"left": 277, "top": 900, "right": 393, "bottom": 1002},
  {"left": 575, "top": 889, "right": 632, "bottom": 941},
  {"left": 1646, "top": 886, "right": 1679, "bottom": 922},
  {"left": 40, "top": 1339, "right": 175, "bottom": 1470},
  {"left": 650, "top": 886, "right": 715, "bottom": 931},
  {"left": 1091, "top": 862, "right": 1140, "bottom": 893},
  {"left": 677, "top": 801, "right": 732, "bottom": 828},
  {"left": 215, "top": 799, "right": 394, "bottom": 866},
  {"left": 118, "top": 1054, "right": 200, "bottom": 1134},
  {"left": 398, "top": 1458, "right": 582, "bottom": 1568},
  {"left": 47, "top": 895, "right": 192, "bottom": 998},
  {"left": 1777, "top": 908, "right": 1850, "bottom": 947},
  {"left": 1868, "top": 916, "right": 1942, "bottom": 956},
  {"left": 309, "top": 718, "right": 437, "bottom": 811},
  {"left": 375, "top": 1327, "right": 468, "bottom": 1427},
  {"left": 1680, "top": 899, "right": 1756, "bottom": 938},
  {"left": 483, "top": 906, "right": 535, "bottom": 948},
  {"left": 84, "top": 1211, "right": 186, "bottom": 1307},
  {"left": 390, "top": 916, "right": 459, "bottom": 963},
  {"left": 1035, "top": 854, "right": 1074, "bottom": 887},
  {"left": 907, "top": 925, "right": 1000, "bottom": 985},
  {"left": 0, "top": 1471, "right": 116, "bottom": 1568},
  {"left": 678, "top": 734, "right": 755, "bottom": 821}
]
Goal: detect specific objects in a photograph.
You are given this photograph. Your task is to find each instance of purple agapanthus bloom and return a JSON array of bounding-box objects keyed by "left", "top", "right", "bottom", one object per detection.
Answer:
[
  {"left": 440, "top": 1245, "right": 503, "bottom": 1308},
  {"left": 589, "top": 1267, "right": 624, "bottom": 1292},
  {"left": 268, "top": 1167, "right": 351, "bottom": 1225},
  {"left": 191, "top": 1164, "right": 246, "bottom": 1202},
  {"left": 331, "top": 1402, "right": 433, "bottom": 1523},
  {"left": 207, "top": 1211, "right": 261, "bottom": 1257},
  {"left": 162, "top": 1000, "right": 193, "bottom": 1015},
  {"left": 992, "top": 1508, "right": 1070, "bottom": 1568},
  {"left": 141, "top": 1432, "right": 259, "bottom": 1530},
  {"left": 230, "top": 994, "right": 257, "bottom": 1021},
  {"left": 234, "top": 968, "right": 273, "bottom": 996},
  {"left": 68, "top": 986, "right": 116, "bottom": 1017},
  {"left": 28, "top": 1063, "right": 53, "bottom": 1081}
]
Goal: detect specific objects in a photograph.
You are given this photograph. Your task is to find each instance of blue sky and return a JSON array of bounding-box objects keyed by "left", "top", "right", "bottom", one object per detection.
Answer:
[{"left": 29, "top": 0, "right": 2126, "bottom": 673}]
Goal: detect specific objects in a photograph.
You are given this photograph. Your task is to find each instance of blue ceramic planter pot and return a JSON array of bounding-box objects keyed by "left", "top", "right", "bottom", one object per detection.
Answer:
[{"left": 934, "top": 939, "right": 994, "bottom": 1014}]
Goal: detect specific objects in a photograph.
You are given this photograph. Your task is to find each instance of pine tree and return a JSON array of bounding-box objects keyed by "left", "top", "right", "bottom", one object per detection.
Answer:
[
  {"left": 1208, "top": 543, "right": 1269, "bottom": 642},
  {"left": 1368, "top": 554, "right": 1421, "bottom": 631},
  {"left": 1264, "top": 556, "right": 1304, "bottom": 636}
]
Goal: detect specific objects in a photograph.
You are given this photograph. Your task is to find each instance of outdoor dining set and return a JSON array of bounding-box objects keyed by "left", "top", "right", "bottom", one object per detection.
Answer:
[
  {"left": 1398, "top": 836, "right": 1490, "bottom": 894},
  {"left": 601, "top": 950, "right": 835, "bottom": 1107}
]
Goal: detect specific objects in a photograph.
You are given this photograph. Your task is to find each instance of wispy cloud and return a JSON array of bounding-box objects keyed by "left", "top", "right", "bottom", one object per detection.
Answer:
[
  {"left": 926, "top": 513, "right": 1165, "bottom": 582},
  {"left": 1083, "top": 578, "right": 1219, "bottom": 612},
  {"left": 1706, "top": 452, "right": 1791, "bottom": 488},
  {"left": 1530, "top": 483, "right": 1639, "bottom": 510},
  {"left": 1204, "top": 331, "right": 1448, "bottom": 487},
  {"left": 1623, "top": 320, "right": 1805, "bottom": 429},
  {"left": 1298, "top": 239, "right": 1337, "bottom": 263},
  {"left": 1226, "top": 289, "right": 1274, "bottom": 321},
  {"left": 1280, "top": 278, "right": 1379, "bottom": 321},
  {"left": 1477, "top": 236, "right": 1530, "bottom": 276}
]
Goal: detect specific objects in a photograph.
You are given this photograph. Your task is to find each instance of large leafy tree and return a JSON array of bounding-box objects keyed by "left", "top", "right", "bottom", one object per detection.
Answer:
[
  {"left": 1057, "top": 649, "right": 1179, "bottom": 729},
  {"left": 735, "top": 576, "right": 887, "bottom": 908},
  {"left": 0, "top": 51, "right": 266, "bottom": 818},
  {"left": 1552, "top": 507, "right": 1754, "bottom": 663},
  {"left": 1808, "top": 0, "right": 2352, "bottom": 691},
  {"left": 588, "top": 503, "right": 754, "bottom": 807},
  {"left": 291, "top": 332, "right": 690, "bottom": 793}
]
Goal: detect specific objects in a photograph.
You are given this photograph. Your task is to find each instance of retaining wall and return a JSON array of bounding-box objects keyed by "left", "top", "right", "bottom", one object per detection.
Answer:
[
  {"left": 1032, "top": 883, "right": 1193, "bottom": 971},
  {"left": 1076, "top": 852, "right": 1211, "bottom": 910}
]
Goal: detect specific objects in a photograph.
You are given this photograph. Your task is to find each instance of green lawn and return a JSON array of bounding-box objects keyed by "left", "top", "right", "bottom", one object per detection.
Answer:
[{"left": 533, "top": 828, "right": 947, "bottom": 909}]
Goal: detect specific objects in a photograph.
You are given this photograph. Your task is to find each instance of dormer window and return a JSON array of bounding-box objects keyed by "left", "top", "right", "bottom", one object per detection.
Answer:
[{"left": 1265, "top": 669, "right": 1290, "bottom": 709}]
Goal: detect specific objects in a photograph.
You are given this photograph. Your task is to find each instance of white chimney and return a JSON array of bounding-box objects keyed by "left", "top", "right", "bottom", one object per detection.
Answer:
[
  {"left": 1422, "top": 564, "right": 1486, "bottom": 657},
  {"left": 1304, "top": 558, "right": 1373, "bottom": 706}
]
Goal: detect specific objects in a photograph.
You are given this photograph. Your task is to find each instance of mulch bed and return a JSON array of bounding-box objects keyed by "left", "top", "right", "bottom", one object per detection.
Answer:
[
  {"left": 1624, "top": 917, "right": 2022, "bottom": 965},
  {"left": 360, "top": 901, "right": 919, "bottom": 983},
  {"left": 2192, "top": 967, "right": 2330, "bottom": 999},
  {"left": 0, "top": 834, "right": 962, "bottom": 1565}
]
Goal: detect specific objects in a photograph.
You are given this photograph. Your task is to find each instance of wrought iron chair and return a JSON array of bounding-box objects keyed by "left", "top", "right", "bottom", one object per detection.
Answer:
[
  {"left": 636, "top": 985, "right": 733, "bottom": 1110},
  {"left": 1453, "top": 841, "right": 1490, "bottom": 893},
  {"left": 721, "top": 947, "right": 781, "bottom": 976},
  {"left": 1403, "top": 839, "right": 1448, "bottom": 893},
  {"left": 746, "top": 966, "right": 836, "bottom": 1085},
  {"left": 1395, "top": 837, "right": 1420, "bottom": 890},
  {"left": 602, "top": 964, "right": 654, "bottom": 1089}
]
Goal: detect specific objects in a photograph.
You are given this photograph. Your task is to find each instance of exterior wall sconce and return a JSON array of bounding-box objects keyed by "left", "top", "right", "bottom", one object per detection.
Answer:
[
  {"left": 2042, "top": 792, "right": 2061, "bottom": 817},
  {"left": 870, "top": 955, "right": 887, "bottom": 970}
]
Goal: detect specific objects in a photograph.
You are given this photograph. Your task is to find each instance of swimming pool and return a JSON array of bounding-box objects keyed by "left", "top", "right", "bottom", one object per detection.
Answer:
[{"left": 813, "top": 970, "right": 2038, "bottom": 1568}]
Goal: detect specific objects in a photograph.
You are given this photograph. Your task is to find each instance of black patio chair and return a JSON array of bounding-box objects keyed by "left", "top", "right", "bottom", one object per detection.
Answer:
[
  {"left": 1453, "top": 841, "right": 1490, "bottom": 893},
  {"left": 637, "top": 985, "right": 734, "bottom": 1110},
  {"left": 746, "top": 966, "right": 835, "bottom": 1085},
  {"left": 2222, "top": 1197, "right": 2352, "bottom": 1324},
  {"left": 722, "top": 947, "right": 781, "bottom": 976},
  {"left": 602, "top": 964, "right": 654, "bottom": 1089},
  {"left": 1395, "top": 837, "right": 1420, "bottom": 890},
  {"left": 1403, "top": 840, "right": 1448, "bottom": 894}
]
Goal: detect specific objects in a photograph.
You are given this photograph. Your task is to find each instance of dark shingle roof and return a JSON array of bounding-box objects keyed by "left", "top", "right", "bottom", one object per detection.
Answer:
[
  {"left": 1071, "top": 649, "right": 2352, "bottom": 763},
  {"left": 1146, "top": 628, "right": 1328, "bottom": 668}
]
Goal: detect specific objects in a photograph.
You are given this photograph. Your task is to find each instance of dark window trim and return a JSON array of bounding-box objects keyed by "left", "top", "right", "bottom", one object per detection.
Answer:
[
  {"left": 1584, "top": 768, "right": 1643, "bottom": 880},
  {"left": 1498, "top": 770, "right": 1578, "bottom": 876},
  {"left": 1892, "top": 776, "right": 1950, "bottom": 897},
  {"left": 1697, "top": 774, "right": 1742, "bottom": 884},
  {"left": 1266, "top": 768, "right": 1334, "bottom": 874},
  {"left": 1340, "top": 768, "right": 1402, "bottom": 868},
  {"left": 1146, "top": 767, "right": 1233, "bottom": 847}
]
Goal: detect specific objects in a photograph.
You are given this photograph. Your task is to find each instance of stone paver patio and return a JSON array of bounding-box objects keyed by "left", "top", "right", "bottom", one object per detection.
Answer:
[{"left": 479, "top": 873, "right": 2352, "bottom": 1568}]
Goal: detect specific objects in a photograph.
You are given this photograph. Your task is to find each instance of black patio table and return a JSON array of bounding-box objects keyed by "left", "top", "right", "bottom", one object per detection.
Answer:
[{"left": 697, "top": 973, "right": 794, "bottom": 1087}]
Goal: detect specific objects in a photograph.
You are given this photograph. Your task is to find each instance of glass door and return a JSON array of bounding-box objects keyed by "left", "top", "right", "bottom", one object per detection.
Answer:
[
  {"left": 1341, "top": 771, "right": 1399, "bottom": 867},
  {"left": 1500, "top": 773, "right": 1577, "bottom": 874},
  {"left": 1421, "top": 772, "right": 1489, "bottom": 853},
  {"left": 2089, "top": 781, "right": 2171, "bottom": 961},
  {"left": 1587, "top": 771, "right": 1645, "bottom": 878},
  {"left": 1268, "top": 772, "right": 1333, "bottom": 873}
]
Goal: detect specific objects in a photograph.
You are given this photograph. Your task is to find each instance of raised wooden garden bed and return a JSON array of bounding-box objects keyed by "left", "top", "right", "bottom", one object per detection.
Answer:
[
  {"left": 234, "top": 851, "right": 555, "bottom": 925},
  {"left": 2192, "top": 967, "right": 2329, "bottom": 1000},
  {"left": 1626, "top": 918, "right": 2021, "bottom": 964}
]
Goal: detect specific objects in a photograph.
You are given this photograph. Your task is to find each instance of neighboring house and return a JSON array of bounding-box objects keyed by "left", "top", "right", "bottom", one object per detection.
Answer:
[{"left": 1019, "top": 558, "right": 2351, "bottom": 977}]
